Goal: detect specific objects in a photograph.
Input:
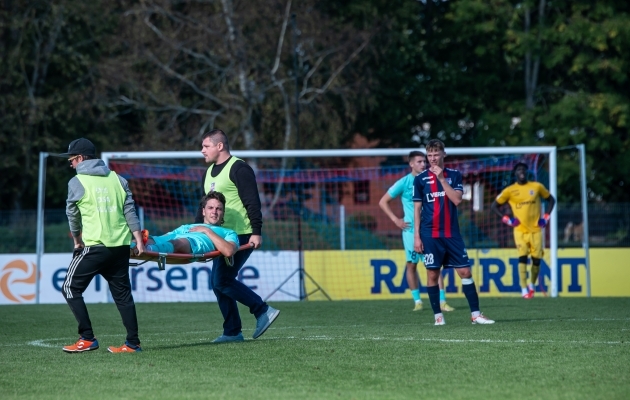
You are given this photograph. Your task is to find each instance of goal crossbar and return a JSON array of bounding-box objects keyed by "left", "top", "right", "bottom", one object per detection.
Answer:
[{"left": 100, "top": 146, "right": 559, "bottom": 297}]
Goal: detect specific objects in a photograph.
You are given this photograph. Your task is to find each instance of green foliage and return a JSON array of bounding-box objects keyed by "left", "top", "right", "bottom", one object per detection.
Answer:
[
  {"left": 1, "top": 299, "right": 629, "bottom": 399},
  {"left": 2, "top": 0, "right": 630, "bottom": 211}
]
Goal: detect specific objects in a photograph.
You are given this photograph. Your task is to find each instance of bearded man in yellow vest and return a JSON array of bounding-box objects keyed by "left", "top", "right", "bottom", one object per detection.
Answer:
[
  {"left": 59, "top": 138, "right": 146, "bottom": 353},
  {"left": 491, "top": 162, "right": 556, "bottom": 299},
  {"left": 196, "top": 129, "right": 279, "bottom": 343}
]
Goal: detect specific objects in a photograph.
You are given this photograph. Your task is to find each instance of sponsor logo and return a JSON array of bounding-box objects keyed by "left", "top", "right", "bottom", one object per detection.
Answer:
[
  {"left": 426, "top": 191, "right": 445, "bottom": 202},
  {"left": 516, "top": 200, "right": 534, "bottom": 209},
  {"left": 0, "top": 259, "right": 36, "bottom": 303}
]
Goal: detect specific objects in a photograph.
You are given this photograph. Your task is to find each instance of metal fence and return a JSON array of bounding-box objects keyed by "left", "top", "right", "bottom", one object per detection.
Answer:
[{"left": 1, "top": 202, "right": 629, "bottom": 254}]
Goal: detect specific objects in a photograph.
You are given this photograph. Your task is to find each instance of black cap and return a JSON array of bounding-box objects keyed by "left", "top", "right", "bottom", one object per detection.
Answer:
[{"left": 59, "top": 138, "right": 96, "bottom": 158}]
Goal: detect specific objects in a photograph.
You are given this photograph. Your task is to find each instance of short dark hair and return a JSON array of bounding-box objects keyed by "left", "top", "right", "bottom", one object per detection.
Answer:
[
  {"left": 408, "top": 150, "right": 425, "bottom": 161},
  {"left": 426, "top": 139, "right": 445, "bottom": 152},
  {"left": 512, "top": 162, "right": 529, "bottom": 177},
  {"left": 201, "top": 129, "right": 230, "bottom": 151},
  {"left": 200, "top": 191, "right": 227, "bottom": 209}
]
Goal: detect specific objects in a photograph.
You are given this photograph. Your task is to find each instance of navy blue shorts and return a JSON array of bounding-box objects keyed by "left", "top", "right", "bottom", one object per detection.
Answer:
[{"left": 421, "top": 236, "right": 470, "bottom": 269}]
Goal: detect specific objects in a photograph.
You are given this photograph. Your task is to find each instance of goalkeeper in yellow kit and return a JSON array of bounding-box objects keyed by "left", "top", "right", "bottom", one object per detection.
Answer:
[{"left": 491, "top": 163, "right": 555, "bottom": 299}]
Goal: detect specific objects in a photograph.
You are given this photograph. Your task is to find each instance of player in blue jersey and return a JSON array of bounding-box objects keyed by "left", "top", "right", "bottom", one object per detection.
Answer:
[
  {"left": 132, "top": 192, "right": 238, "bottom": 257},
  {"left": 379, "top": 151, "right": 455, "bottom": 312},
  {"left": 413, "top": 139, "right": 494, "bottom": 325}
]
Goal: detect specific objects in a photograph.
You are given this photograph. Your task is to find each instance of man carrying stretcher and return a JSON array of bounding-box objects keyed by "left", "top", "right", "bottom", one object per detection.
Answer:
[{"left": 132, "top": 192, "right": 238, "bottom": 258}]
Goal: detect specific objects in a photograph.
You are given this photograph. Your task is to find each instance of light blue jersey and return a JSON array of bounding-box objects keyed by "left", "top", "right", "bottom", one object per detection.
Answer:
[
  {"left": 387, "top": 173, "right": 416, "bottom": 224},
  {"left": 159, "top": 224, "right": 238, "bottom": 254},
  {"left": 387, "top": 173, "right": 424, "bottom": 264}
]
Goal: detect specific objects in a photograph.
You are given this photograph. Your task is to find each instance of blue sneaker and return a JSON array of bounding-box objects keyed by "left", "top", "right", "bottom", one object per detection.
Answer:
[
  {"left": 212, "top": 333, "right": 244, "bottom": 344},
  {"left": 252, "top": 306, "right": 280, "bottom": 339}
]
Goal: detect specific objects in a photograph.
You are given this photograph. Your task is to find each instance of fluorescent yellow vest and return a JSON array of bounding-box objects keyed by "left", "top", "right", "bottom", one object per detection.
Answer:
[
  {"left": 76, "top": 172, "right": 132, "bottom": 246},
  {"left": 204, "top": 157, "right": 252, "bottom": 234}
]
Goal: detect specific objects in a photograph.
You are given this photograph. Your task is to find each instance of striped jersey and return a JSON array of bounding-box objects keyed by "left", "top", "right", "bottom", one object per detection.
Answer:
[{"left": 412, "top": 168, "right": 464, "bottom": 238}]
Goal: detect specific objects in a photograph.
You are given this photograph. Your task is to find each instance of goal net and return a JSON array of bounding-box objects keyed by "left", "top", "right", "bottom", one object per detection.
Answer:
[{"left": 85, "top": 146, "right": 560, "bottom": 303}]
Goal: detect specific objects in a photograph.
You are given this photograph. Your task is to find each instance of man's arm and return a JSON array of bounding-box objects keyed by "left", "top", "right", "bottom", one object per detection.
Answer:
[
  {"left": 194, "top": 169, "right": 208, "bottom": 223},
  {"left": 378, "top": 192, "right": 409, "bottom": 230},
  {"left": 413, "top": 201, "right": 423, "bottom": 253},
  {"left": 66, "top": 177, "right": 84, "bottom": 244},
  {"left": 430, "top": 167, "right": 462, "bottom": 206},
  {"left": 189, "top": 226, "right": 238, "bottom": 256},
  {"left": 490, "top": 201, "right": 505, "bottom": 218},
  {"left": 232, "top": 162, "right": 263, "bottom": 248},
  {"left": 545, "top": 194, "right": 556, "bottom": 214}
]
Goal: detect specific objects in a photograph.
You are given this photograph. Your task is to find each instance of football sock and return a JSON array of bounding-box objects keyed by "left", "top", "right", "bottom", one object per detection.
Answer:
[
  {"left": 522, "top": 287, "right": 529, "bottom": 296},
  {"left": 427, "top": 285, "right": 441, "bottom": 314},
  {"left": 462, "top": 278, "right": 480, "bottom": 313},
  {"left": 439, "top": 289, "right": 446, "bottom": 303},
  {"left": 531, "top": 264, "right": 540, "bottom": 286},
  {"left": 411, "top": 289, "right": 421, "bottom": 303},
  {"left": 147, "top": 242, "right": 174, "bottom": 253},
  {"left": 519, "top": 262, "right": 528, "bottom": 288}
]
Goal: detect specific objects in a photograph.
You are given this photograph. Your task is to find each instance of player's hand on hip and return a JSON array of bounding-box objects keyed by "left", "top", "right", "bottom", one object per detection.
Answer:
[
  {"left": 395, "top": 218, "right": 410, "bottom": 231},
  {"left": 249, "top": 234, "right": 262, "bottom": 249},
  {"left": 538, "top": 213, "right": 550, "bottom": 228},
  {"left": 502, "top": 215, "right": 520, "bottom": 227}
]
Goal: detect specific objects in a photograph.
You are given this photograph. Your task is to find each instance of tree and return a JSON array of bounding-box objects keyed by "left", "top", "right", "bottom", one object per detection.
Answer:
[
  {"left": 106, "top": 0, "right": 371, "bottom": 153},
  {"left": 0, "top": 0, "right": 118, "bottom": 210}
]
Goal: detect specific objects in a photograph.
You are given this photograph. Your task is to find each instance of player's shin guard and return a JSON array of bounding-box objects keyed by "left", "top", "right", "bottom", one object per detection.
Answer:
[
  {"left": 462, "top": 278, "right": 480, "bottom": 313},
  {"left": 427, "top": 285, "right": 441, "bottom": 314},
  {"left": 518, "top": 262, "right": 528, "bottom": 288},
  {"left": 531, "top": 258, "right": 541, "bottom": 285}
]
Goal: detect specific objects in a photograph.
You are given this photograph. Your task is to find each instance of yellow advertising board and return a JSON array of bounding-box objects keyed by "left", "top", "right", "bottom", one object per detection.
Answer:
[{"left": 304, "top": 248, "right": 630, "bottom": 300}]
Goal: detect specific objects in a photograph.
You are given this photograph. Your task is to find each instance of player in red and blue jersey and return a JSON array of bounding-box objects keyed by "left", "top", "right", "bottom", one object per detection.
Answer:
[{"left": 413, "top": 139, "right": 494, "bottom": 326}]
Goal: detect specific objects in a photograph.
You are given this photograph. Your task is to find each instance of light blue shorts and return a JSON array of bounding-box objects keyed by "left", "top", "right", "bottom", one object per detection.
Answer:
[
  {"left": 402, "top": 230, "right": 424, "bottom": 264},
  {"left": 151, "top": 232, "right": 215, "bottom": 254}
]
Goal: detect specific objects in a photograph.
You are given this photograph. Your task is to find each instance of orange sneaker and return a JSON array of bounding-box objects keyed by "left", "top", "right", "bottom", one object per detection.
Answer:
[
  {"left": 63, "top": 337, "right": 99, "bottom": 353},
  {"left": 107, "top": 342, "right": 142, "bottom": 353}
]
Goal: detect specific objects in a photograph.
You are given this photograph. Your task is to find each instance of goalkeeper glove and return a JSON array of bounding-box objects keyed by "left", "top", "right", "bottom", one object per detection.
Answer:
[
  {"left": 538, "top": 213, "right": 550, "bottom": 228},
  {"left": 502, "top": 215, "right": 520, "bottom": 227}
]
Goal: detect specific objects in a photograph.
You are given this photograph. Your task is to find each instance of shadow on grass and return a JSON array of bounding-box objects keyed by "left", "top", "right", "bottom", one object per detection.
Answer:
[{"left": 150, "top": 339, "right": 259, "bottom": 351}]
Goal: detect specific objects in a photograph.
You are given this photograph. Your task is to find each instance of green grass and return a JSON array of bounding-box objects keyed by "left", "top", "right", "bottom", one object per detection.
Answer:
[{"left": 1, "top": 298, "right": 629, "bottom": 399}]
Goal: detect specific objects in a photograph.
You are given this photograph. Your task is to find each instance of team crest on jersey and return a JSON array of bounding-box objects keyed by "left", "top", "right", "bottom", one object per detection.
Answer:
[
  {"left": 210, "top": 182, "right": 216, "bottom": 192},
  {"left": 529, "top": 190, "right": 534, "bottom": 195},
  {"left": 446, "top": 178, "right": 452, "bottom": 184}
]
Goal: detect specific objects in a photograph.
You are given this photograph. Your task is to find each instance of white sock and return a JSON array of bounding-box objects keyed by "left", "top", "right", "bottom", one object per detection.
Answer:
[
  {"left": 415, "top": 300, "right": 422, "bottom": 304},
  {"left": 522, "top": 287, "right": 529, "bottom": 296},
  {"left": 528, "top": 283, "right": 535, "bottom": 291},
  {"left": 434, "top": 313, "right": 444, "bottom": 320},
  {"left": 471, "top": 311, "right": 480, "bottom": 318}
]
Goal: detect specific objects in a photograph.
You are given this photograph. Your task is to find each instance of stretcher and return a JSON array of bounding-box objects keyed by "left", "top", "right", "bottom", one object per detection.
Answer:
[{"left": 129, "top": 243, "right": 254, "bottom": 270}]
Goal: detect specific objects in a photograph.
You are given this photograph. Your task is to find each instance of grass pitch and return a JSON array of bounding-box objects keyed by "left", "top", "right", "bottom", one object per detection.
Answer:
[{"left": 1, "top": 298, "right": 629, "bottom": 399}]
